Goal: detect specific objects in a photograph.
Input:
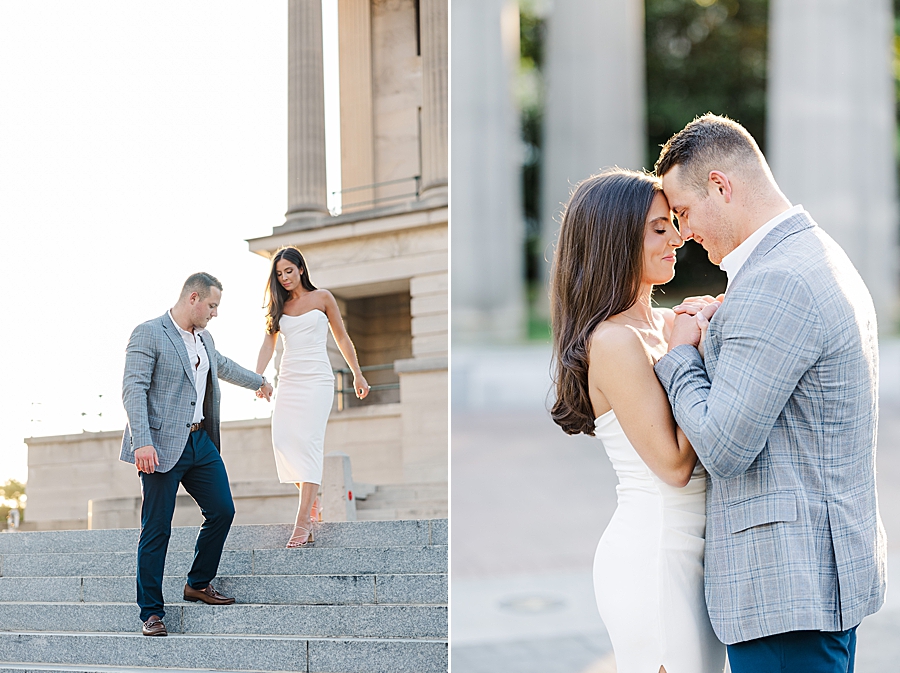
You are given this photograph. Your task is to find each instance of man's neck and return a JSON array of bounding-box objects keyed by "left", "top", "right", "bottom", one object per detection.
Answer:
[
  {"left": 734, "top": 194, "right": 793, "bottom": 248},
  {"left": 169, "top": 306, "right": 195, "bottom": 334}
]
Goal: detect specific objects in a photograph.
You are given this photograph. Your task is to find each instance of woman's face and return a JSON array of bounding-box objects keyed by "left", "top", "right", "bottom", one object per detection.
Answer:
[
  {"left": 642, "top": 191, "right": 683, "bottom": 285},
  {"left": 275, "top": 258, "right": 303, "bottom": 292}
]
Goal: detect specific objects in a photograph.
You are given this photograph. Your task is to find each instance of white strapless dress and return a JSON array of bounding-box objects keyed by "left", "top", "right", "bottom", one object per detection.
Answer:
[
  {"left": 271, "top": 309, "right": 335, "bottom": 485},
  {"left": 593, "top": 409, "right": 726, "bottom": 673}
]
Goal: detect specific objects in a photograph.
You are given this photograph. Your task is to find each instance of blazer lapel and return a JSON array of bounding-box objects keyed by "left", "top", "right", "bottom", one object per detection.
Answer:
[
  {"left": 162, "top": 312, "right": 196, "bottom": 384},
  {"left": 729, "top": 212, "right": 816, "bottom": 290},
  {"left": 705, "top": 212, "right": 816, "bottom": 379}
]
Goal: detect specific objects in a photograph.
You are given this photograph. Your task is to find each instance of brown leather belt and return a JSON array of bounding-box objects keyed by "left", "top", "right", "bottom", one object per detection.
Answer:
[{"left": 190, "top": 422, "right": 202, "bottom": 432}]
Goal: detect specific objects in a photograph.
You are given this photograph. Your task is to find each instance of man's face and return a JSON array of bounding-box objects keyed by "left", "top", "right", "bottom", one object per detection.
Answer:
[
  {"left": 188, "top": 287, "right": 221, "bottom": 330},
  {"left": 661, "top": 164, "right": 733, "bottom": 266}
]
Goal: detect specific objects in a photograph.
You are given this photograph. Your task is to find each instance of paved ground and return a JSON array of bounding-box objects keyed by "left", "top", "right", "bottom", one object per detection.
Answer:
[{"left": 451, "top": 342, "right": 900, "bottom": 672}]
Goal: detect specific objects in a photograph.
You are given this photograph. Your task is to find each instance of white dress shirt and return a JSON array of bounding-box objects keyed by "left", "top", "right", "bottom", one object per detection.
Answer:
[
  {"left": 719, "top": 204, "right": 805, "bottom": 285},
  {"left": 168, "top": 310, "right": 209, "bottom": 424}
]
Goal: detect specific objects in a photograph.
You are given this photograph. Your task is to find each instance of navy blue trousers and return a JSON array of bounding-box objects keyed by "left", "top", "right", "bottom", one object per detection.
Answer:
[
  {"left": 136, "top": 429, "right": 234, "bottom": 622},
  {"left": 727, "top": 627, "right": 857, "bottom": 673}
]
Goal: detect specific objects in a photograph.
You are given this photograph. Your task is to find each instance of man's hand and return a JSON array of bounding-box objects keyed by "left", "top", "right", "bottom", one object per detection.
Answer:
[
  {"left": 257, "top": 382, "right": 274, "bottom": 401},
  {"left": 134, "top": 445, "right": 159, "bottom": 474}
]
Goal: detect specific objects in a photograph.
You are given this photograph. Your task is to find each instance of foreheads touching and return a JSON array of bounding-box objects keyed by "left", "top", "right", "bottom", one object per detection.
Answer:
[{"left": 654, "top": 113, "right": 768, "bottom": 198}]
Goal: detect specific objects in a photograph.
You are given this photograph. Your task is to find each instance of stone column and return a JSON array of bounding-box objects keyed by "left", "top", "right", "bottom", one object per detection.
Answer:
[
  {"left": 419, "top": 0, "right": 448, "bottom": 200},
  {"left": 338, "top": 0, "right": 375, "bottom": 211},
  {"left": 451, "top": 0, "right": 525, "bottom": 342},
  {"left": 286, "top": 0, "right": 329, "bottom": 222},
  {"left": 768, "top": 0, "right": 898, "bottom": 328},
  {"left": 539, "top": 0, "right": 645, "bottom": 310}
]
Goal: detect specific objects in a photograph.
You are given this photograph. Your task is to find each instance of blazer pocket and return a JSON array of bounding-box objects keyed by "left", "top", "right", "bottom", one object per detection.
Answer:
[
  {"left": 725, "top": 491, "right": 798, "bottom": 534},
  {"left": 148, "top": 416, "right": 163, "bottom": 430}
]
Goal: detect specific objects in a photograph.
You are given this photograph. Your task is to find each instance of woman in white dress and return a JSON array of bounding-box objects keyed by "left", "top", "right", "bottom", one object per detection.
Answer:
[
  {"left": 550, "top": 169, "right": 726, "bottom": 673},
  {"left": 256, "top": 246, "right": 369, "bottom": 548}
]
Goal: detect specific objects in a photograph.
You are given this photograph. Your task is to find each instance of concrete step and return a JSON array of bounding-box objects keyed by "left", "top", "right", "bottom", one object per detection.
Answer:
[
  {"left": 0, "top": 520, "right": 446, "bottom": 555},
  {"left": 354, "top": 484, "right": 448, "bottom": 521},
  {"left": 0, "top": 666, "right": 283, "bottom": 673},
  {"left": 357, "top": 498, "right": 448, "bottom": 511},
  {"left": 0, "top": 666, "right": 287, "bottom": 673},
  {"left": 0, "top": 545, "right": 447, "bottom": 578},
  {"left": 0, "top": 603, "right": 447, "bottom": 638},
  {"left": 0, "top": 631, "right": 447, "bottom": 672},
  {"left": 356, "top": 483, "right": 448, "bottom": 503},
  {"left": 357, "top": 507, "right": 448, "bottom": 521},
  {"left": 0, "top": 574, "right": 446, "bottom": 605}
]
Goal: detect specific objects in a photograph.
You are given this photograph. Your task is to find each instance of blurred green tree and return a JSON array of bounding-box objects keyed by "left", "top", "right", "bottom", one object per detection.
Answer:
[
  {"left": 0, "top": 479, "right": 26, "bottom": 529},
  {"left": 519, "top": 9, "right": 547, "bottom": 337},
  {"left": 521, "top": 0, "right": 897, "bottom": 328},
  {"left": 646, "top": 0, "right": 768, "bottom": 298}
]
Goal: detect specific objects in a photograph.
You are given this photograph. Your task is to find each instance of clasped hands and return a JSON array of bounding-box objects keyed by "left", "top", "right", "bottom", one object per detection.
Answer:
[
  {"left": 254, "top": 381, "right": 275, "bottom": 401},
  {"left": 668, "top": 294, "right": 725, "bottom": 358}
]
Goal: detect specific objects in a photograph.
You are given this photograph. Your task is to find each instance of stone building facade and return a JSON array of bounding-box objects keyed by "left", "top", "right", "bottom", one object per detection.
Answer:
[{"left": 23, "top": 0, "right": 448, "bottom": 531}]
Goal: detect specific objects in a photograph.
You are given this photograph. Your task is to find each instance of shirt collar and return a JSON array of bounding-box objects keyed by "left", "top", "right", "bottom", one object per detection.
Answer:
[
  {"left": 719, "top": 204, "right": 804, "bottom": 284},
  {"left": 168, "top": 310, "right": 203, "bottom": 339}
]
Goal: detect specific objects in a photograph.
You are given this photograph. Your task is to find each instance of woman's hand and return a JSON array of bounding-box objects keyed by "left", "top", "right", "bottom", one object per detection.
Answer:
[
  {"left": 673, "top": 293, "right": 725, "bottom": 316},
  {"left": 354, "top": 374, "right": 370, "bottom": 399}
]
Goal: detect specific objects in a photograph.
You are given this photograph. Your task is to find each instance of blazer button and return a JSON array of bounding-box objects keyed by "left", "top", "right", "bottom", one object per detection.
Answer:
[
  {"left": 186, "top": 423, "right": 191, "bottom": 428},
  {"left": 191, "top": 401, "right": 196, "bottom": 406}
]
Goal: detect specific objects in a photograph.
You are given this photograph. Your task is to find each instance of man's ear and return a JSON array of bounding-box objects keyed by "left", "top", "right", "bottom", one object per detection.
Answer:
[{"left": 708, "top": 171, "right": 733, "bottom": 203}]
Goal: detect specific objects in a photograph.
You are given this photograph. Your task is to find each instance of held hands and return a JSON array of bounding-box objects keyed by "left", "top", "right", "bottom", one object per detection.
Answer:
[
  {"left": 255, "top": 381, "right": 274, "bottom": 401},
  {"left": 134, "top": 445, "right": 159, "bottom": 474},
  {"left": 354, "top": 374, "right": 370, "bottom": 399},
  {"left": 667, "top": 294, "right": 724, "bottom": 354}
]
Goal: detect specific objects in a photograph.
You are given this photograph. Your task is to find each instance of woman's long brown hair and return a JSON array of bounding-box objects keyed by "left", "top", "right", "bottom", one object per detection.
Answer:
[
  {"left": 264, "top": 246, "right": 318, "bottom": 335},
  {"left": 550, "top": 169, "right": 662, "bottom": 436}
]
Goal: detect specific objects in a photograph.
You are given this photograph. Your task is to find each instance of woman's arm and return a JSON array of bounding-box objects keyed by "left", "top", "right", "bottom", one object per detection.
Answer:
[
  {"left": 321, "top": 291, "right": 370, "bottom": 399},
  {"left": 590, "top": 324, "right": 697, "bottom": 487},
  {"left": 256, "top": 331, "right": 278, "bottom": 375}
]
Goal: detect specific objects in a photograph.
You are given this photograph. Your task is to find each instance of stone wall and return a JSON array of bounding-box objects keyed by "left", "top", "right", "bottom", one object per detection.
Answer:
[{"left": 24, "top": 404, "right": 402, "bottom": 531}]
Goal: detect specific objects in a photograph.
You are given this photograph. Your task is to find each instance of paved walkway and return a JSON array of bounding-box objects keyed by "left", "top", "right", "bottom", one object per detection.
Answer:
[{"left": 451, "top": 341, "right": 900, "bottom": 672}]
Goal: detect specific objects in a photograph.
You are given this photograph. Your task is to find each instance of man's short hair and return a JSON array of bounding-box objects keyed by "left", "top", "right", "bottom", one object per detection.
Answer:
[
  {"left": 655, "top": 113, "right": 766, "bottom": 194},
  {"left": 180, "top": 272, "right": 223, "bottom": 299}
]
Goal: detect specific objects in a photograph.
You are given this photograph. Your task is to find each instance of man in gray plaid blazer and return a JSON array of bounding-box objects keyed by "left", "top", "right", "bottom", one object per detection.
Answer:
[
  {"left": 121, "top": 272, "right": 274, "bottom": 636},
  {"left": 653, "top": 115, "right": 887, "bottom": 671}
]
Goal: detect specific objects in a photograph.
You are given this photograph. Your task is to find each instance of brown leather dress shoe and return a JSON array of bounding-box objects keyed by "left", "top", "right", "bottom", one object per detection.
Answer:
[
  {"left": 183, "top": 582, "right": 235, "bottom": 605},
  {"left": 142, "top": 616, "right": 167, "bottom": 636}
]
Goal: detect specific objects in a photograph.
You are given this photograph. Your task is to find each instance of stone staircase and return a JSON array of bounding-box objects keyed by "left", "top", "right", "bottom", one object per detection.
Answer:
[
  {"left": 355, "top": 483, "right": 448, "bottom": 521},
  {"left": 0, "top": 519, "right": 447, "bottom": 672}
]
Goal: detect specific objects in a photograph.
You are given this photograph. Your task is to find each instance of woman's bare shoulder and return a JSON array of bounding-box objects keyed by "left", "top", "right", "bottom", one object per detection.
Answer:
[
  {"left": 589, "top": 320, "right": 651, "bottom": 363},
  {"left": 309, "top": 288, "right": 331, "bottom": 300}
]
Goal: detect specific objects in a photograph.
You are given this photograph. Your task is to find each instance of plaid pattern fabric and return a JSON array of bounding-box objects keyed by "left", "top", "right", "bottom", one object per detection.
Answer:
[
  {"left": 121, "top": 312, "right": 264, "bottom": 473},
  {"left": 655, "top": 212, "right": 887, "bottom": 645}
]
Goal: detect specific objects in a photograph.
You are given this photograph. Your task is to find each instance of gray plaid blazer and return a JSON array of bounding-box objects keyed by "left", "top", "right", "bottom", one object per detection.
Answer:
[
  {"left": 120, "top": 312, "right": 264, "bottom": 473},
  {"left": 655, "top": 211, "right": 887, "bottom": 645}
]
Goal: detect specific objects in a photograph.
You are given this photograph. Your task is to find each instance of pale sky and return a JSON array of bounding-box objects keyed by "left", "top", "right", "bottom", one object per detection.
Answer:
[{"left": 0, "top": 1, "right": 341, "bottom": 484}]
